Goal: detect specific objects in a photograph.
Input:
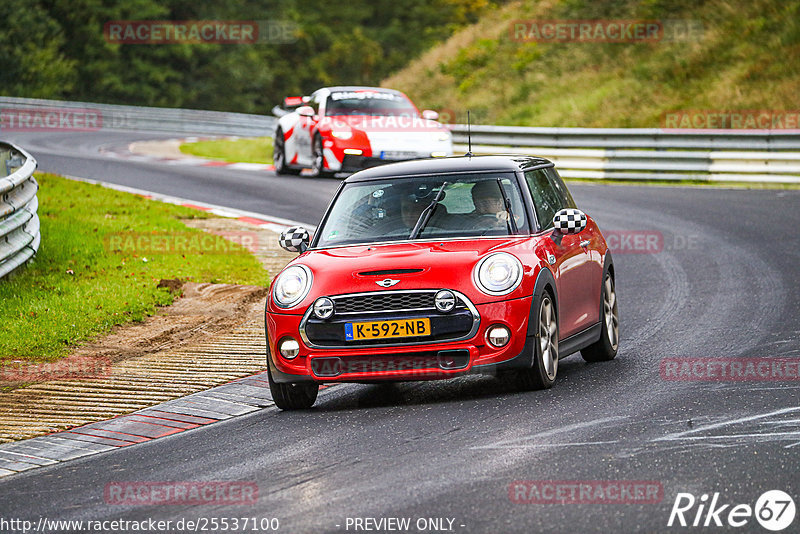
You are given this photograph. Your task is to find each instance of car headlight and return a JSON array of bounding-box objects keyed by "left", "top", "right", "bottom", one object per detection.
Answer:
[
  {"left": 473, "top": 252, "right": 523, "bottom": 296},
  {"left": 273, "top": 265, "right": 313, "bottom": 308},
  {"left": 331, "top": 130, "right": 353, "bottom": 140}
]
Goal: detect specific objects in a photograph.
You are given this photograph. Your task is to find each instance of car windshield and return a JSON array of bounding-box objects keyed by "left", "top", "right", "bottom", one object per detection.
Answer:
[
  {"left": 314, "top": 173, "right": 529, "bottom": 248},
  {"left": 326, "top": 91, "right": 417, "bottom": 117}
]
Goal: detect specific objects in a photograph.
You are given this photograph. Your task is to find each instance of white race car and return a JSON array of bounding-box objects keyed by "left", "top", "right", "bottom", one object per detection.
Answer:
[{"left": 273, "top": 86, "right": 453, "bottom": 176}]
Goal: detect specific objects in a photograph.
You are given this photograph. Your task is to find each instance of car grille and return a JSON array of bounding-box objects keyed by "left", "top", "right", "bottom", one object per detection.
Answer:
[
  {"left": 301, "top": 290, "right": 479, "bottom": 348},
  {"left": 332, "top": 290, "right": 467, "bottom": 315}
]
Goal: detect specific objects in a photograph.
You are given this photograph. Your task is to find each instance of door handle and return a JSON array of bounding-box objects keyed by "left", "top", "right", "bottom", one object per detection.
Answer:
[{"left": 580, "top": 239, "right": 590, "bottom": 248}]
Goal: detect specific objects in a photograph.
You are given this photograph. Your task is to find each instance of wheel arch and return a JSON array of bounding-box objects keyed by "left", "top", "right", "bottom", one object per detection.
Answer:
[
  {"left": 599, "top": 251, "right": 615, "bottom": 323},
  {"left": 526, "top": 265, "right": 558, "bottom": 339}
]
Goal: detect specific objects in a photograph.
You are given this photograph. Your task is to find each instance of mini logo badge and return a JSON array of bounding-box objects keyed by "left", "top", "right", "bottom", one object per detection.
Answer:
[{"left": 376, "top": 279, "right": 400, "bottom": 288}]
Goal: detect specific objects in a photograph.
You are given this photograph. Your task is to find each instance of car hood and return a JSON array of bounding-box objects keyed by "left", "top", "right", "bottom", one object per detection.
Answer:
[{"left": 273, "top": 238, "right": 537, "bottom": 312}]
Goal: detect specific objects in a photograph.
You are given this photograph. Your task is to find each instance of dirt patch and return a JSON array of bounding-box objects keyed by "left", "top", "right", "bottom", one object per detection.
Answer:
[
  {"left": 129, "top": 139, "right": 189, "bottom": 159},
  {"left": 67, "top": 281, "right": 267, "bottom": 365},
  {"left": 157, "top": 277, "right": 184, "bottom": 293}
]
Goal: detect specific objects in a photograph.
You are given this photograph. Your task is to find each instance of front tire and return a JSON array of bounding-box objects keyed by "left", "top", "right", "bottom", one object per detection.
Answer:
[
  {"left": 309, "top": 135, "right": 331, "bottom": 177},
  {"left": 273, "top": 128, "right": 301, "bottom": 175},
  {"left": 519, "top": 292, "right": 559, "bottom": 390},
  {"left": 581, "top": 273, "right": 619, "bottom": 362},
  {"left": 267, "top": 363, "right": 319, "bottom": 410}
]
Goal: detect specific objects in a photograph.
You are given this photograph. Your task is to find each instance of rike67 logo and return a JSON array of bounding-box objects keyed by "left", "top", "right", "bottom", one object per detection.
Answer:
[{"left": 668, "top": 490, "right": 795, "bottom": 531}]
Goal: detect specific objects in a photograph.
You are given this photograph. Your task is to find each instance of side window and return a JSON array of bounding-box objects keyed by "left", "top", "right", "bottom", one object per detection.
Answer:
[
  {"left": 545, "top": 168, "right": 577, "bottom": 209},
  {"left": 525, "top": 170, "right": 563, "bottom": 230}
]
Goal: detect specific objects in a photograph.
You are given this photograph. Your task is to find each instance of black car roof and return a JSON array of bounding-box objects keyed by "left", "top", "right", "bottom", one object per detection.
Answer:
[{"left": 344, "top": 155, "right": 554, "bottom": 183}]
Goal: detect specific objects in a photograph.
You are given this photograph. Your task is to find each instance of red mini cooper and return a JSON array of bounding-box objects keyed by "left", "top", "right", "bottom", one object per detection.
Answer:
[{"left": 266, "top": 156, "right": 619, "bottom": 410}]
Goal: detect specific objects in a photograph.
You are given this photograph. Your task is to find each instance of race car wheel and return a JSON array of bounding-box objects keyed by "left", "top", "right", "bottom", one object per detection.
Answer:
[
  {"left": 267, "top": 364, "right": 319, "bottom": 410},
  {"left": 519, "top": 291, "right": 558, "bottom": 390},
  {"left": 273, "top": 128, "right": 300, "bottom": 175},
  {"left": 581, "top": 273, "right": 619, "bottom": 362},
  {"left": 309, "top": 135, "right": 331, "bottom": 177}
]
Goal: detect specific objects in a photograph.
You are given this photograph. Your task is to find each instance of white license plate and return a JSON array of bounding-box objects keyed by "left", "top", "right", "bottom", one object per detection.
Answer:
[{"left": 380, "top": 150, "right": 421, "bottom": 160}]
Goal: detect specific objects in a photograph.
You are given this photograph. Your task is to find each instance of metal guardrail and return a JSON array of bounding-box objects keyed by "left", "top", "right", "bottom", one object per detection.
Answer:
[
  {"left": 2, "top": 96, "right": 799, "bottom": 182},
  {"left": 451, "top": 125, "right": 800, "bottom": 183},
  {"left": 0, "top": 96, "right": 276, "bottom": 137},
  {"left": 0, "top": 142, "right": 39, "bottom": 279}
]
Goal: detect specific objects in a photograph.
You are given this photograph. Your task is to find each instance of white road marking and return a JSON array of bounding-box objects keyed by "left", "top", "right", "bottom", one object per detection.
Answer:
[
  {"left": 471, "top": 416, "right": 626, "bottom": 450},
  {"left": 654, "top": 406, "right": 800, "bottom": 442}
]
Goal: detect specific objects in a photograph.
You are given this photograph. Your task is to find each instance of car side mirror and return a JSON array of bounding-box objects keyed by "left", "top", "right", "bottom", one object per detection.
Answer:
[
  {"left": 296, "top": 105, "right": 315, "bottom": 117},
  {"left": 553, "top": 208, "right": 587, "bottom": 235},
  {"left": 421, "top": 109, "right": 440, "bottom": 121},
  {"left": 279, "top": 226, "right": 311, "bottom": 253}
]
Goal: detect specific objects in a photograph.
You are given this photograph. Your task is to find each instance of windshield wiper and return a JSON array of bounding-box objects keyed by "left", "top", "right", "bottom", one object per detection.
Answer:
[
  {"left": 409, "top": 182, "right": 449, "bottom": 239},
  {"left": 496, "top": 178, "right": 518, "bottom": 234}
]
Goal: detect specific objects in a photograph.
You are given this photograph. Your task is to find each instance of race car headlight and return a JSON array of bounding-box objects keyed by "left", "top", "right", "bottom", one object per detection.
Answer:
[
  {"left": 331, "top": 130, "right": 353, "bottom": 140},
  {"left": 273, "top": 265, "right": 313, "bottom": 308},
  {"left": 473, "top": 252, "right": 523, "bottom": 296}
]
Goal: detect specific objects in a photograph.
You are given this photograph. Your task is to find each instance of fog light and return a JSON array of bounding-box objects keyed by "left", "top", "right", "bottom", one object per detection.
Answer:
[
  {"left": 431, "top": 151, "right": 447, "bottom": 157},
  {"left": 343, "top": 148, "right": 363, "bottom": 155},
  {"left": 279, "top": 338, "right": 300, "bottom": 359},
  {"left": 487, "top": 325, "right": 511, "bottom": 348},
  {"left": 313, "top": 297, "right": 334, "bottom": 319}
]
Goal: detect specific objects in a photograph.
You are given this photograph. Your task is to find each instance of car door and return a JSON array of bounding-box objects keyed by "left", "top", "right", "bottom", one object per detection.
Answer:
[
  {"left": 525, "top": 169, "right": 596, "bottom": 339},
  {"left": 545, "top": 168, "right": 603, "bottom": 333}
]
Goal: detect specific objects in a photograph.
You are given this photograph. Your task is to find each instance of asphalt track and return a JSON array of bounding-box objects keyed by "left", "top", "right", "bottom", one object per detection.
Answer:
[{"left": 1, "top": 130, "right": 799, "bottom": 533}]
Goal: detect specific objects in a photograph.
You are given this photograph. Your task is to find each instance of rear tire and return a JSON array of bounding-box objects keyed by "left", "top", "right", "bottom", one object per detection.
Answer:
[
  {"left": 581, "top": 273, "right": 619, "bottom": 362},
  {"left": 273, "top": 128, "right": 301, "bottom": 175},
  {"left": 267, "top": 363, "right": 318, "bottom": 410},
  {"left": 519, "top": 291, "right": 558, "bottom": 390}
]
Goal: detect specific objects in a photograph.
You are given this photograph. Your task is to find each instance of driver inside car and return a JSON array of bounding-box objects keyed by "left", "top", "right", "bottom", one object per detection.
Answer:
[{"left": 470, "top": 180, "right": 508, "bottom": 228}]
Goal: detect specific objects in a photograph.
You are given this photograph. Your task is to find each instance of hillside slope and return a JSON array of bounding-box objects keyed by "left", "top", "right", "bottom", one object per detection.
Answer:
[{"left": 382, "top": 0, "right": 800, "bottom": 127}]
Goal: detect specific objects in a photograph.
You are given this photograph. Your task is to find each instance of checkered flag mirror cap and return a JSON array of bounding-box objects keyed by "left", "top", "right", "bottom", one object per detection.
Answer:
[
  {"left": 553, "top": 208, "right": 587, "bottom": 235},
  {"left": 279, "top": 226, "right": 311, "bottom": 253}
]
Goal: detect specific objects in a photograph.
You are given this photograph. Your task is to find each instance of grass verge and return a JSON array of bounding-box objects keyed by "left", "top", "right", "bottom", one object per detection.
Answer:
[
  {"left": 0, "top": 173, "right": 268, "bottom": 362},
  {"left": 179, "top": 136, "right": 273, "bottom": 164},
  {"left": 384, "top": 0, "right": 799, "bottom": 129}
]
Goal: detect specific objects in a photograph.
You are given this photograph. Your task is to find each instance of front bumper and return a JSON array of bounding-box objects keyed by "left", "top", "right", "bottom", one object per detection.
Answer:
[
  {"left": 340, "top": 154, "right": 442, "bottom": 172},
  {"left": 266, "top": 295, "right": 533, "bottom": 383}
]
